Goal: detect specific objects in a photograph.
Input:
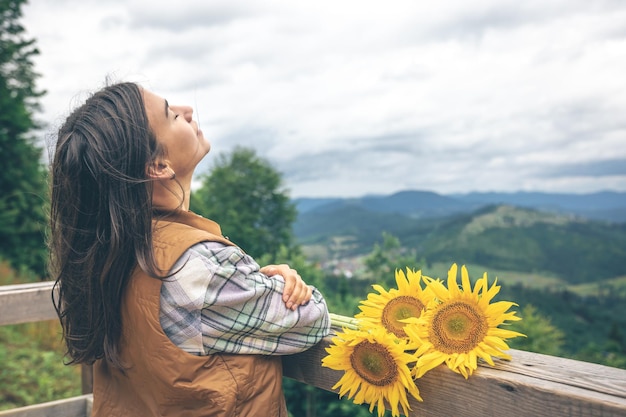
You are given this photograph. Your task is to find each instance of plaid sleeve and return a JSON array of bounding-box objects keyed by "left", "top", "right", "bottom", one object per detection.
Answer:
[{"left": 160, "top": 241, "right": 330, "bottom": 356}]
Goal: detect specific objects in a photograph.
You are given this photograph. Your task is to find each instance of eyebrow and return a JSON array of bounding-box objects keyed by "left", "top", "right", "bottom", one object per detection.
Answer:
[{"left": 164, "top": 99, "right": 169, "bottom": 118}]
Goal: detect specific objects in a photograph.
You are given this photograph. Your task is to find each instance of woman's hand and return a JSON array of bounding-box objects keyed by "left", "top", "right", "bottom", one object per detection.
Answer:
[{"left": 260, "top": 264, "right": 312, "bottom": 310}]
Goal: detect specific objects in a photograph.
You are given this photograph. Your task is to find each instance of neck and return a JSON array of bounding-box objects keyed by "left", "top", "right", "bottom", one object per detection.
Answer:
[{"left": 152, "top": 178, "right": 191, "bottom": 212}]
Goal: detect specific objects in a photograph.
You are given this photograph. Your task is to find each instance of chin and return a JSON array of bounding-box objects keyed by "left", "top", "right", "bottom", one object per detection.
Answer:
[{"left": 201, "top": 139, "right": 211, "bottom": 154}]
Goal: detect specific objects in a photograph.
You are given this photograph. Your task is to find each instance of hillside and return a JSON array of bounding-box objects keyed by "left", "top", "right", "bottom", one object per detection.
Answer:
[
  {"left": 414, "top": 205, "right": 626, "bottom": 283},
  {"left": 294, "top": 203, "right": 626, "bottom": 284}
]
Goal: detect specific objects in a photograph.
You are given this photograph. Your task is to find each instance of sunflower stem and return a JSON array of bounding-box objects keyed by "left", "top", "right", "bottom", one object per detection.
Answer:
[{"left": 329, "top": 313, "right": 360, "bottom": 330}]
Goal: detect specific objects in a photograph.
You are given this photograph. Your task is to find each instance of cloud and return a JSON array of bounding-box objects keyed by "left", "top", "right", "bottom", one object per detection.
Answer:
[
  {"left": 546, "top": 159, "right": 626, "bottom": 178},
  {"left": 127, "top": 1, "right": 258, "bottom": 31},
  {"left": 22, "top": 0, "right": 626, "bottom": 197}
]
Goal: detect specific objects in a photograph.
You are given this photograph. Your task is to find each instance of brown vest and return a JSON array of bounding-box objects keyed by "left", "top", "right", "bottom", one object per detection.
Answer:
[{"left": 92, "top": 211, "right": 287, "bottom": 417}]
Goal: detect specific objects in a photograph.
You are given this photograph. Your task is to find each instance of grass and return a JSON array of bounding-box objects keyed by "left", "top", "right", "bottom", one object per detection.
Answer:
[
  {"left": 568, "top": 275, "right": 626, "bottom": 297},
  {"left": 0, "top": 321, "right": 82, "bottom": 411}
]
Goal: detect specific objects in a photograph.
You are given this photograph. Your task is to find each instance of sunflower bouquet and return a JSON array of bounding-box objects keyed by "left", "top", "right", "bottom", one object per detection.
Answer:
[{"left": 321, "top": 263, "right": 525, "bottom": 417}]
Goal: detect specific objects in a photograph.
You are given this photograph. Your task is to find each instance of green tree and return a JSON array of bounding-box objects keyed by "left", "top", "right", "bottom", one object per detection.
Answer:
[
  {"left": 574, "top": 322, "right": 626, "bottom": 369},
  {"left": 0, "top": 0, "right": 47, "bottom": 277},
  {"left": 191, "top": 146, "right": 297, "bottom": 260},
  {"left": 508, "top": 304, "right": 564, "bottom": 356},
  {"left": 363, "top": 232, "right": 423, "bottom": 288}
]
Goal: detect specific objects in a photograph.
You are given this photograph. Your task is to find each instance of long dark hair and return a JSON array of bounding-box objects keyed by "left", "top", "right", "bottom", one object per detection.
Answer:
[{"left": 49, "top": 82, "right": 164, "bottom": 368}]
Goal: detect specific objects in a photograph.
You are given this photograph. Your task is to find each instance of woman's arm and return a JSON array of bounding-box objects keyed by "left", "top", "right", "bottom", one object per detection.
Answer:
[
  {"left": 259, "top": 264, "right": 312, "bottom": 311},
  {"left": 160, "top": 241, "right": 330, "bottom": 356}
]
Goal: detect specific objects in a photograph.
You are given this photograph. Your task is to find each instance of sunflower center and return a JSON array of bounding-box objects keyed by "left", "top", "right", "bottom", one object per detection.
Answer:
[
  {"left": 381, "top": 296, "right": 424, "bottom": 338},
  {"left": 350, "top": 341, "right": 398, "bottom": 386},
  {"left": 429, "top": 301, "right": 488, "bottom": 354}
]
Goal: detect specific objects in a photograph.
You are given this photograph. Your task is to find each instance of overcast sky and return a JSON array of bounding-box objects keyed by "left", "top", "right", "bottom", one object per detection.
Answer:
[{"left": 23, "top": 0, "right": 626, "bottom": 198}]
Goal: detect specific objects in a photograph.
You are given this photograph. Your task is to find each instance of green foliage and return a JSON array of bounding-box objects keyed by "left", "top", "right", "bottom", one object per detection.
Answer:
[
  {"left": 0, "top": 0, "right": 47, "bottom": 277},
  {"left": 284, "top": 379, "right": 382, "bottom": 417},
  {"left": 363, "top": 232, "right": 423, "bottom": 288},
  {"left": 508, "top": 305, "right": 564, "bottom": 356},
  {"left": 0, "top": 322, "right": 81, "bottom": 411},
  {"left": 191, "top": 146, "right": 297, "bottom": 261},
  {"left": 498, "top": 284, "right": 626, "bottom": 369}
]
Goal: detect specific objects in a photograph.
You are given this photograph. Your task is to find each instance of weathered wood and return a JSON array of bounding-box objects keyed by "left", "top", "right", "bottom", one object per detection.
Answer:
[
  {"left": 0, "top": 395, "right": 92, "bottom": 417},
  {"left": 0, "top": 282, "right": 57, "bottom": 326},
  {"left": 283, "top": 332, "right": 626, "bottom": 417}
]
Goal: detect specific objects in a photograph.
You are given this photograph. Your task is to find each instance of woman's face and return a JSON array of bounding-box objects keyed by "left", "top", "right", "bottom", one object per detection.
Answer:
[{"left": 142, "top": 89, "right": 210, "bottom": 179}]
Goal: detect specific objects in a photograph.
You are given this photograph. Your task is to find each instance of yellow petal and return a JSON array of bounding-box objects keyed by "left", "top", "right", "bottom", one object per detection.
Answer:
[
  {"left": 447, "top": 264, "right": 459, "bottom": 297},
  {"left": 461, "top": 265, "right": 472, "bottom": 293}
]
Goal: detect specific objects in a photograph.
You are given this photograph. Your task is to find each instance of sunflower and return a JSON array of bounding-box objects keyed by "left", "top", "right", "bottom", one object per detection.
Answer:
[
  {"left": 404, "top": 264, "right": 525, "bottom": 379},
  {"left": 322, "top": 326, "right": 422, "bottom": 417},
  {"left": 356, "top": 268, "right": 435, "bottom": 339}
]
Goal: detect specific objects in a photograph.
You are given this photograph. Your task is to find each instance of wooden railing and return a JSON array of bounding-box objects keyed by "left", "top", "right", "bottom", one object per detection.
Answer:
[{"left": 2, "top": 282, "right": 626, "bottom": 417}]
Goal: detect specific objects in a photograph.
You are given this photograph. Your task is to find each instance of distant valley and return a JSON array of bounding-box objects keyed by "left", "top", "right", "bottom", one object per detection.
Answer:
[{"left": 293, "top": 190, "right": 626, "bottom": 285}]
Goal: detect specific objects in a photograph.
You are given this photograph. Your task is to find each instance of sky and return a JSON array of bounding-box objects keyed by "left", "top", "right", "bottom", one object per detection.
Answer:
[{"left": 22, "top": 0, "right": 626, "bottom": 198}]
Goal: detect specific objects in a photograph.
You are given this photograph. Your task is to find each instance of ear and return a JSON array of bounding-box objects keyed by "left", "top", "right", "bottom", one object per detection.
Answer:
[{"left": 147, "top": 160, "right": 173, "bottom": 180}]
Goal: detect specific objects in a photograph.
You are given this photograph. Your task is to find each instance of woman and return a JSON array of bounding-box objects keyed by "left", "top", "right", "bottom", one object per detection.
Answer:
[{"left": 49, "top": 82, "right": 330, "bottom": 416}]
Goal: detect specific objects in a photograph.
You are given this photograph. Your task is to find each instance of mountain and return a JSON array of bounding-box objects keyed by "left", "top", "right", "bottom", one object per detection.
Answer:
[
  {"left": 295, "top": 190, "right": 480, "bottom": 219},
  {"left": 294, "top": 190, "right": 626, "bottom": 223},
  {"left": 451, "top": 191, "right": 626, "bottom": 223}
]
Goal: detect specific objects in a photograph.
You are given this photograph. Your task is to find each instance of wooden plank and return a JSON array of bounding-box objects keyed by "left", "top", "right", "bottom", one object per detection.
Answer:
[
  {"left": 0, "top": 282, "right": 55, "bottom": 293},
  {"left": 0, "top": 282, "right": 57, "bottom": 326},
  {"left": 283, "top": 332, "right": 626, "bottom": 417},
  {"left": 0, "top": 395, "right": 92, "bottom": 417},
  {"left": 483, "top": 348, "right": 626, "bottom": 399}
]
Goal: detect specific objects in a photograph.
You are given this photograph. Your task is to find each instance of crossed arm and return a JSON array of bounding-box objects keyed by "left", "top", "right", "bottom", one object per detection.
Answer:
[{"left": 160, "top": 241, "right": 331, "bottom": 356}]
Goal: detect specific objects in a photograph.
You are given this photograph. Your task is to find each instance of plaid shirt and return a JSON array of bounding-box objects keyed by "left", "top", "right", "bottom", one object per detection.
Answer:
[{"left": 159, "top": 241, "right": 330, "bottom": 355}]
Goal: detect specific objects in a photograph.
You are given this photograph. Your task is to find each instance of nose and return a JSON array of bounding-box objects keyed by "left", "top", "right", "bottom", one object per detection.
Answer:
[{"left": 172, "top": 105, "right": 193, "bottom": 122}]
